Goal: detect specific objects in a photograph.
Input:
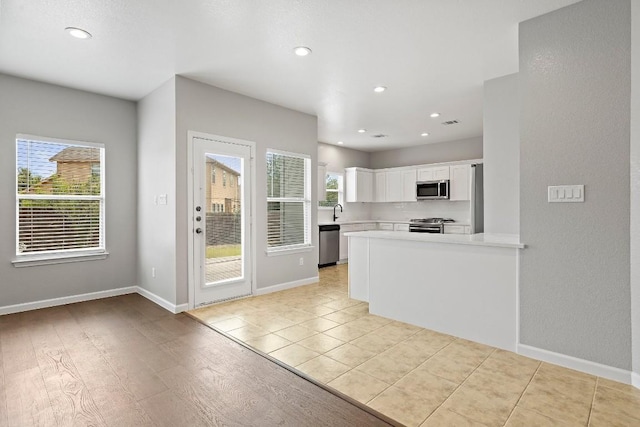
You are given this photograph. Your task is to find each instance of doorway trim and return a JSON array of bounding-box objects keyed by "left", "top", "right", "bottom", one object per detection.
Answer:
[{"left": 187, "top": 131, "right": 257, "bottom": 310}]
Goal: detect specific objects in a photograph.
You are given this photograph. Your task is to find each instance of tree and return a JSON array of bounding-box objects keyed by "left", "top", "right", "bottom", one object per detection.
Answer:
[{"left": 17, "top": 167, "right": 42, "bottom": 193}]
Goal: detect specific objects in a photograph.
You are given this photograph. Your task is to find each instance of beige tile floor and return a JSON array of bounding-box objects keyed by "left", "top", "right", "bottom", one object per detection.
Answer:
[{"left": 189, "top": 264, "right": 640, "bottom": 427}]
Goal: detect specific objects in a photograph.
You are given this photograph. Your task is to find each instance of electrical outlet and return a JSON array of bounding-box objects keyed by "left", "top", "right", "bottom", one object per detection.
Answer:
[
  {"left": 299, "top": 257, "right": 304, "bottom": 266},
  {"left": 152, "top": 267, "right": 156, "bottom": 278}
]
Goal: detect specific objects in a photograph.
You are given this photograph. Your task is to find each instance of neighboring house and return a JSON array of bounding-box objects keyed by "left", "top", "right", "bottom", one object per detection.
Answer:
[
  {"left": 36, "top": 146, "right": 100, "bottom": 192},
  {"left": 206, "top": 157, "right": 241, "bottom": 213},
  {"left": 50, "top": 146, "right": 100, "bottom": 181}
]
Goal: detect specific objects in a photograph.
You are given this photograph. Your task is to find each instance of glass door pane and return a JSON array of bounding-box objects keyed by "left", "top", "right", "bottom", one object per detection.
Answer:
[{"left": 204, "top": 153, "right": 243, "bottom": 285}]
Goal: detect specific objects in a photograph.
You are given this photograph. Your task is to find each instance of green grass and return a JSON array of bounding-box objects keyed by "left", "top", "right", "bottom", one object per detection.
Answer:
[{"left": 206, "top": 244, "right": 241, "bottom": 258}]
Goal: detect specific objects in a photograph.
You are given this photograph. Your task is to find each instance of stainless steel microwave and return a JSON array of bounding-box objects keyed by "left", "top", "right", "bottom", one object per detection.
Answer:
[{"left": 416, "top": 180, "right": 450, "bottom": 200}]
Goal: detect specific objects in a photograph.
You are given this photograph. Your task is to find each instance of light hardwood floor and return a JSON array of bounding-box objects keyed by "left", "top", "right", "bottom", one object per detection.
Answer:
[
  {"left": 190, "top": 264, "right": 640, "bottom": 427},
  {"left": 0, "top": 292, "right": 394, "bottom": 426}
]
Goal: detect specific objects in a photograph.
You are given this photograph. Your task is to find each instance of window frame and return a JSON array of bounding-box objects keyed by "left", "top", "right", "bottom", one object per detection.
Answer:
[
  {"left": 318, "top": 171, "right": 344, "bottom": 209},
  {"left": 12, "top": 134, "right": 108, "bottom": 267},
  {"left": 265, "top": 149, "right": 312, "bottom": 255}
]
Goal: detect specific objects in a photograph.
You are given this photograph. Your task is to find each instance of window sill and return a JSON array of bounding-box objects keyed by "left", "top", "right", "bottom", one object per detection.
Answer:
[
  {"left": 265, "top": 246, "right": 315, "bottom": 257},
  {"left": 12, "top": 251, "right": 109, "bottom": 268},
  {"left": 318, "top": 206, "right": 345, "bottom": 210}
]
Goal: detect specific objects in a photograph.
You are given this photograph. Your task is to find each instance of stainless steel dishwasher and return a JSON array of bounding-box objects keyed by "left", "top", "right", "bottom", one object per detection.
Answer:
[{"left": 318, "top": 224, "right": 340, "bottom": 267}]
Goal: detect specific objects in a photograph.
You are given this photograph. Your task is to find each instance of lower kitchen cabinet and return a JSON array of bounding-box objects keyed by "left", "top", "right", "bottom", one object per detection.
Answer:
[
  {"left": 443, "top": 224, "right": 470, "bottom": 234},
  {"left": 339, "top": 223, "right": 377, "bottom": 261}
]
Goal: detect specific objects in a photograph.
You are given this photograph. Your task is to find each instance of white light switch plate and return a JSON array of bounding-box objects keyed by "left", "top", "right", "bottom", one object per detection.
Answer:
[
  {"left": 548, "top": 185, "right": 584, "bottom": 203},
  {"left": 158, "top": 194, "right": 168, "bottom": 205}
]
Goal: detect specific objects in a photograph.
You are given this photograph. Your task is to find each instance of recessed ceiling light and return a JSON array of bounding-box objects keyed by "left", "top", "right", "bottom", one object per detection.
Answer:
[
  {"left": 358, "top": 129, "right": 366, "bottom": 133},
  {"left": 430, "top": 112, "right": 440, "bottom": 118},
  {"left": 337, "top": 141, "right": 344, "bottom": 145},
  {"left": 421, "top": 132, "right": 430, "bottom": 137},
  {"left": 293, "top": 46, "right": 312, "bottom": 56},
  {"left": 373, "top": 86, "right": 386, "bottom": 93},
  {"left": 65, "top": 27, "right": 92, "bottom": 39}
]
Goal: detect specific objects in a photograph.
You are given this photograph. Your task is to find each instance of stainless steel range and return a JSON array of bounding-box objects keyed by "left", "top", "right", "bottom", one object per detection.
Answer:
[{"left": 409, "top": 218, "right": 455, "bottom": 233}]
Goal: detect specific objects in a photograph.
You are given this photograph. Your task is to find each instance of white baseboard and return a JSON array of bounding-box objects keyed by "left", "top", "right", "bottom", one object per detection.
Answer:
[
  {"left": 0, "top": 286, "right": 137, "bottom": 316},
  {"left": 518, "top": 344, "right": 633, "bottom": 385},
  {"left": 633, "top": 372, "right": 640, "bottom": 388},
  {"left": 135, "top": 286, "right": 187, "bottom": 314},
  {"left": 254, "top": 276, "right": 319, "bottom": 296}
]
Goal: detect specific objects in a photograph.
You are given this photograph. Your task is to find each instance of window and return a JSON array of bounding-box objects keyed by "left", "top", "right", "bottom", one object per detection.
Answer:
[
  {"left": 15, "top": 135, "right": 105, "bottom": 258},
  {"left": 211, "top": 166, "right": 216, "bottom": 183},
  {"left": 319, "top": 172, "right": 344, "bottom": 208},
  {"left": 223, "top": 171, "right": 227, "bottom": 187},
  {"left": 266, "top": 150, "right": 311, "bottom": 251}
]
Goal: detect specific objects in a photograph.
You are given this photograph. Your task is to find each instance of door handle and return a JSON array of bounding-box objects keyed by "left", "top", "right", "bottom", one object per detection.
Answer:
[{"left": 195, "top": 228, "right": 203, "bottom": 234}]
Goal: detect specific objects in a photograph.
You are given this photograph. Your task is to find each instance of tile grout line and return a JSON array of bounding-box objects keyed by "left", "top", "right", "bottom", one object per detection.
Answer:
[
  {"left": 423, "top": 348, "right": 497, "bottom": 426},
  {"left": 501, "top": 360, "right": 542, "bottom": 426},
  {"left": 586, "top": 377, "right": 599, "bottom": 426},
  {"left": 518, "top": 363, "right": 596, "bottom": 426}
]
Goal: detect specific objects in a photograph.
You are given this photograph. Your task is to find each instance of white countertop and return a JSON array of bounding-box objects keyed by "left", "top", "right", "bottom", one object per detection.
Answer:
[
  {"left": 344, "top": 230, "right": 525, "bottom": 249},
  {"left": 318, "top": 220, "right": 411, "bottom": 226}
]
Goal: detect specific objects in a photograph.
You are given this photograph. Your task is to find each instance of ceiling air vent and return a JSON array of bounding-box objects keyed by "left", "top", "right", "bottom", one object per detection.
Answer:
[
  {"left": 441, "top": 120, "right": 460, "bottom": 126},
  {"left": 371, "top": 134, "right": 388, "bottom": 138}
]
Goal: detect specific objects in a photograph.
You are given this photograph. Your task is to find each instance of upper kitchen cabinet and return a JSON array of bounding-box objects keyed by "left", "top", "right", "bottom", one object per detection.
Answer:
[
  {"left": 345, "top": 167, "right": 373, "bottom": 202},
  {"left": 385, "top": 170, "right": 402, "bottom": 202},
  {"left": 417, "top": 166, "right": 450, "bottom": 182},
  {"left": 318, "top": 162, "right": 327, "bottom": 201},
  {"left": 402, "top": 169, "right": 417, "bottom": 201},
  {"left": 450, "top": 164, "right": 470, "bottom": 201},
  {"left": 385, "top": 168, "right": 416, "bottom": 202},
  {"left": 374, "top": 171, "right": 386, "bottom": 203}
]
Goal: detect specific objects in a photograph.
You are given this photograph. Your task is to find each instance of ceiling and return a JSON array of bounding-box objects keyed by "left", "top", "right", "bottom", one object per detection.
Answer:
[{"left": 0, "top": 0, "right": 582, "bottom": 152}]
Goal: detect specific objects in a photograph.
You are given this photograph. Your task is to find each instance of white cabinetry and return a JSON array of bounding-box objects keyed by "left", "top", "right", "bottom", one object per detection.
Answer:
[
  {"left": 374, "top": 171, "right": 386, "bottom": 202},
  {"left": 384, "top": 168, "right": 416, "bottom": 202},
  {"left": 385, "top": 170, "right": 403, "bottom": 202},
  {"left": 402, "top": 169, "right": 417, "bottom": 201},
  {"left": 417, "top": 166, "right": 450, "bottom": 182},
  {"left": 345, "top": 168, "right": 373, "bottom": 202},
  {"left": 339, "top": 224, "right": 356, "bottom": 260},
  {"left": 444, "top": 224, "right": 470, "bottom": 234},
  {"left": 318, "top": 162, "right": 327, "bottom": 201},
  {"left": 339, "top": 222, "right": 377, "bottom": 261},
  {"left": 450, "top": 164, "right": 471, "bottom": 201}
]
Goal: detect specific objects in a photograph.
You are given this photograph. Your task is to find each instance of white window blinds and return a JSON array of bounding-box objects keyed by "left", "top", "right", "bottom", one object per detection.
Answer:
[
  {"left": 16, "top": 135, "right": 105, "bottom": 256},
  {"left": 266, "top": 150, "right": 311, "bottom": 250}
]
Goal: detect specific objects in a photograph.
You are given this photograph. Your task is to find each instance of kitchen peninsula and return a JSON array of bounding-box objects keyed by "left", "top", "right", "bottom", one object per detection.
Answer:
[{"left": 346, "top": 230, "right": 524, "bottom": 351}]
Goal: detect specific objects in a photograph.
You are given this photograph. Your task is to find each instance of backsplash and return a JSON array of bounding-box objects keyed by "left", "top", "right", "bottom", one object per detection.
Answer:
[
  {"left": 318, "top": 200, "right": 470, "bottom": 224},
  {"left": 370, "top": 200, "right": 471, "bottom": 223},
  {"left": 318, "top": 201, "right": 371, "bottom": 223}
]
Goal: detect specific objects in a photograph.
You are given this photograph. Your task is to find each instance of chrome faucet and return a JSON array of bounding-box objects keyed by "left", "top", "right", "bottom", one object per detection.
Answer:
[{"left": 333, "top": 204, "right": 343, "bottom": 222}]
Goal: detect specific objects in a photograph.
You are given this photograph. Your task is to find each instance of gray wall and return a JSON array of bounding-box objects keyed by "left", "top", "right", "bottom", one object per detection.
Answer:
[
  {"left": 369, "top": 136, "right": 482, "bottom": 169},
  {"left": 483, "top": 74, "right": 520, "bottom": 235},
  {"left": 0, "top": 74, "right": 138, "bottom": 307},
  {"left": 318, "top": 142, "right": 371, "bottom": 170},
  {"left": 317, "top": 142, "right": 371, "bottom": 223},
  {"left": 176, "top": 77, "right": 318, "bottom": 303},
  {"left": 631, "top": 0, "right": 640, "bottom": 378},
  {"left": 520, "top": 0, "right": 631, "bottom": 369},
  {"left": 137, "top": 78, "right": 177, "bottom": 304}
]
